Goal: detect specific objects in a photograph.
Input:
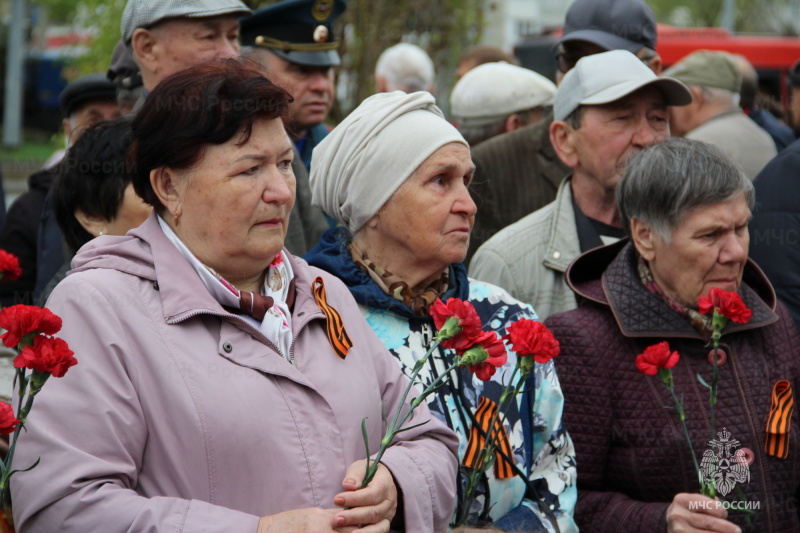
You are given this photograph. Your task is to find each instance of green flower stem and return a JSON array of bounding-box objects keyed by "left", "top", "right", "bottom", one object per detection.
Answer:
[
  {"left": 709, "top": 310, "right": 725, "bottom": 461},
  {"left": 664, "top": 370, "right": 716, "bottom": 498},
  {"left": 666, "top": 384, "right": 702, "bottom": 480},
  {"left": 453, "top": 363, "right": 529, "bottom": 528},
  {"left": 360, "top": 338, "right": 463, "bottom": 489},
  {"left": 0, "top": 368, "right": 41, "bottom": 504}
]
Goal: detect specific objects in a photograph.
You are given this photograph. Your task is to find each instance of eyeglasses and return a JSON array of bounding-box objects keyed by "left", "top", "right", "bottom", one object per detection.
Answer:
[{"left": 555, "top": 52, "right": 582, "bottom": 74}]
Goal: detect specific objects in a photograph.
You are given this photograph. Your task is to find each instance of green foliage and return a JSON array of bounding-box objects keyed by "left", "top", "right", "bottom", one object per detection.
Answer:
[
  {"left": 335, "top": 0, "right": 483, "bottom": 120},
  {"left": 27, "top": 0, "right": 483, "bottom": 106},
  {"left": 30, "top": 0, "right": 125, "bottom": 79},
  {"left": 646, "top": 0, "right": 797, "bottom": 34}
]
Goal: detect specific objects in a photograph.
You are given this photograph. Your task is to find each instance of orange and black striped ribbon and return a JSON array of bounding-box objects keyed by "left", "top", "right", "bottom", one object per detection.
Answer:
[
  {"left": 312, "top": 277, "right": 353, "bottom": 359},
  {"left": 765, "top": 380, "right": 794, "bottom": 459},
  {"left": 462, "top": 396, "right": 515, "bottom": 479}
]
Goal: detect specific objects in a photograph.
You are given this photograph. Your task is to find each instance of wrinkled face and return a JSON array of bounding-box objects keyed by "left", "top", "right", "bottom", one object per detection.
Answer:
[
  {"left": 169, "top": 118, "right": 296, "bottom": 278},
  {"left": 105, "top": 184, "right": 152, "bottom": 236},
  {"left": 372, "top": 142, "right": 476, "bottom": 274},
  {"left": 568, "top": 86, "right": 669, "bottom": 193},
  {"left": 151, "top": 16, "right": 241, "bottom": 84},
  {"left": 645, "top": 193, "right": 751, "bottom": 309},
  {"left": 254, "top": 49, "right": 335, "bottom": 134},
  {"left": 65, "top": 100, "right": 122, "bottom": 145}
]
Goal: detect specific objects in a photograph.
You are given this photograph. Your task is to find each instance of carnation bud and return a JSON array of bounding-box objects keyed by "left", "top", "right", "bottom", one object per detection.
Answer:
[
  {"left": 434, "top": 316, "right": 462, "bottom": 342},
  {"left": 459, "top": 345, "right": 488, "bottom": 366}
]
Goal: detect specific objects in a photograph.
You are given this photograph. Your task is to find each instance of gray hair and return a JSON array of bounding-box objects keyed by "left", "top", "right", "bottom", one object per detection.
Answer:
[
  {"left": 375, "top": 43, "right": 435, "bottom": 93},
  {"left": 699, "top": 85, "right": 741, "bottom": 108},
  {"left": 617, "top": 137, "right": 755, "bottom": 241}
]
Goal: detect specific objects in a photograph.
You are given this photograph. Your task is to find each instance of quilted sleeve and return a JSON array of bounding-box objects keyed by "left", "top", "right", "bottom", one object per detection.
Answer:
[{"left": 546, "top": 310, "right": 669, "bottom": 533}]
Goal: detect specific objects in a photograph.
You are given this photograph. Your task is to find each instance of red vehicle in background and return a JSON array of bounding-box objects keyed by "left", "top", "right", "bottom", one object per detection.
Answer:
[{"left": 657, "top": 25, "right": 800, "bottom": 110}]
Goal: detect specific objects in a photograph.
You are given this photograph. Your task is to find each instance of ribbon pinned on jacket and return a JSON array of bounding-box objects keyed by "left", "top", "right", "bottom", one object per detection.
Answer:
[
  {"left": 765, "top": 380, "right": 794, "bottom": 459},
  {"left": 463, "top": 396, "right": 514, "bottom": 479},
  {"left": 312, "top": 277, "right": 353, "bottom": 359}
]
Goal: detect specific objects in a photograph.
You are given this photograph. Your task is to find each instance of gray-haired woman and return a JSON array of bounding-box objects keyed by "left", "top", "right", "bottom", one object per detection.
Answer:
[{"left": 546, "top": 138, "right": 800, "bottom": 533}]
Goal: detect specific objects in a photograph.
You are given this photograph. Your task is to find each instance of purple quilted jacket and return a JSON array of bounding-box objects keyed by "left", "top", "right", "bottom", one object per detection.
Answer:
[{"left": 546, "top": 241, "right": 800, "bottom": 533}]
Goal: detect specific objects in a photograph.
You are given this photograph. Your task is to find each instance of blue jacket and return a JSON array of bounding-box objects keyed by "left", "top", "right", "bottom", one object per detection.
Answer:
[{"left": 306, "top": 227, "right": 578, "bottom": 532}]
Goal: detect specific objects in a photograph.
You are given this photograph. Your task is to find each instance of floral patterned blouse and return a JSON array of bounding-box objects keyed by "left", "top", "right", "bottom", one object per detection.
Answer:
[{"left": 306, "top": 227, "right": 578, "bottom": 532}]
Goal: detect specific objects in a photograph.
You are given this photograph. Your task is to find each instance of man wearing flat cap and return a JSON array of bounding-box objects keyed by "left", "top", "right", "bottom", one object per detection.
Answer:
[
  {"left": 0, "top": 73, "right": 120, "bottom": 307},
  {"left": 450, "top": 61, "right": 555, "bottom": 146},
  {"left": 665, "top": 50, "right": 777, "bottom": 180},
  {"left": 465, "top": 0, "right": 663, "bottom": 263},
  {"left": 122, "top": 0, "right": 251, "bottom": 93},
  {"left": 241, "top": 0, "right": 346, "bottom": 172},
  {"left": 470, "top": 50, "right": 692, "bottom": 320}
]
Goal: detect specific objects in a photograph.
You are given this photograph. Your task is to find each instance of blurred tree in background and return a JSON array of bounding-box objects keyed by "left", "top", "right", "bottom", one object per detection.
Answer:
[
  {"left": 28, "top": 0, "right": 484, "bottom": 120},
  {"left": 647, "top": 0, "right": 800, "bottom": 35},
  {"left": 34, "top": 0, "right": 126, "bottom": 77}
]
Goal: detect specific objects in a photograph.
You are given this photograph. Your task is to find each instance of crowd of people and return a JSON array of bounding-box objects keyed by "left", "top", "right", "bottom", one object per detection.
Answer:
[{"left": 0, "top": 0, "right": 799, "bottom": 531}]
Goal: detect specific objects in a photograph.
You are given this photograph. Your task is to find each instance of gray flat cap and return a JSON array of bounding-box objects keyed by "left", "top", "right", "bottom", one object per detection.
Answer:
[{"left": 122, "top": 0, "right": 252, "bottom": 43}]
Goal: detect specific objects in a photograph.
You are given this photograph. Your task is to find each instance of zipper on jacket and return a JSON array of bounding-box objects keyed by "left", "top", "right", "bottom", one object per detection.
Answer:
[{"left": 288, "top": 312, "right": 323, "bottom": 365}]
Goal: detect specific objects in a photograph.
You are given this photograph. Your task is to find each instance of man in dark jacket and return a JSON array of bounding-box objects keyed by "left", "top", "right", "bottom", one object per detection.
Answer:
[
  {"left": 0, "top": 73, "right": 119, "bottom": 306},
  {"left": 466, "top": 0, "right": 663, "bottom": 262},
  {"left": 749, "top": 139, "right": 800, "bottom": 331}
]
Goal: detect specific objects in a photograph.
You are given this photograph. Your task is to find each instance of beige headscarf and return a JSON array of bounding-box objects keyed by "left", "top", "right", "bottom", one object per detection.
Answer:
[{"left": 309, "top": 91, "right": 468, "bottom": 234}]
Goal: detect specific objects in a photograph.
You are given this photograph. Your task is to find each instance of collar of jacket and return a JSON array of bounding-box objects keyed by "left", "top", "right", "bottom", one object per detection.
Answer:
[
  {"left": 27, "top": 167, "right": 57, "bottom": 191},
  {"left": 304, "top": 226, "right": 470, "bottom": 320},
  {"left": 565, "top": 240, "right": 779, "bottom": 340}
]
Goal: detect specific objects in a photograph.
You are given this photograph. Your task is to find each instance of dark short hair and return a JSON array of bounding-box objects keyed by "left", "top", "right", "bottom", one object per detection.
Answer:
[
  {"left": 129, "top": 59, "right": 293, "bottom": 210},
  {"left": 53, "top": 118, "right": 134, "bottom": 252},
  {"left": 617, "top": 137, "right": 754, "bottom": 240}
]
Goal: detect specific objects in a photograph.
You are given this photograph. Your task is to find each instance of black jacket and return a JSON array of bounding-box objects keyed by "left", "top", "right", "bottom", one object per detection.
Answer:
[
  {"left": 749, "top": 139, "right": 800, "bottom": 331},
  {"left": 0, "top": 167, "right": 56, "bottom": 306}
]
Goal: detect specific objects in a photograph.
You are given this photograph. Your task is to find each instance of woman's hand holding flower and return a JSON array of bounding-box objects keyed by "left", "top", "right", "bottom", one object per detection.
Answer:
[
  {"left": 332, "top": 460, "right": 397, "bottom": 533},
  {"left": 666, "top": 493, "right": 741, "bottom": 533}
]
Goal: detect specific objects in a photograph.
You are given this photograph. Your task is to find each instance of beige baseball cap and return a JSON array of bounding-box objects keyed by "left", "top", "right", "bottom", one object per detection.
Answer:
[{"left": 554, "top": 50, "right": 692, "bottom": 121}]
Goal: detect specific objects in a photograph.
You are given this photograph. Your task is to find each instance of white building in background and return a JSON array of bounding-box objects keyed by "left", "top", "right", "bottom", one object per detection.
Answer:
[{"left": 481, "top": 0, "right": 574, "bottom": 51}]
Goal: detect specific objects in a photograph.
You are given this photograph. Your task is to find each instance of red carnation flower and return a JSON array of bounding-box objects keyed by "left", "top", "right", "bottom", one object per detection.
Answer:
[
  {"left": 461, "top": 331, "right": 508, "bottom": 381},
  {"left": 14, "top": 335, "right": 77, "bottom": 378},
  {"left": 431, "top": 298, "right": 485, "bottom": 353},
  {"left": 697, "top": 288, "right": 752, "bottom": 324},
  {"left": 0, "top": 250, "right": 22, "bottom": 282},
  {"left": 0, "top": 305, "right": 62, "bottom": 349},
  {"left": 635, "top": 341, "right": 680, "bottom": 376},
  {"left": 503, "top": 319, "right": 560, "bottom": 364},
  {"left": 0, "top": 402, "right": 19, "bottom": 434}
]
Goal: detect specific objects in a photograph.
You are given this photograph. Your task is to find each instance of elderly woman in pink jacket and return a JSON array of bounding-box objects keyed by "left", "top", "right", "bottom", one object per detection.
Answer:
[{"left": 10, "top": 60, "right": 459, "bottom": 533}]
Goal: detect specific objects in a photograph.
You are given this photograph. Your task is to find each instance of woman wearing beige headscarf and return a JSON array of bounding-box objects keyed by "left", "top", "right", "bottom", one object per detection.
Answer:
[{"left": 305, "top": 91, "right": 578, "bottom": 532}]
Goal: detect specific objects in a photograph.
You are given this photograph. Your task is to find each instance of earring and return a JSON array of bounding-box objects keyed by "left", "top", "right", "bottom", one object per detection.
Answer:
[
  {"left": 174, "top": 207, "right": 181, "bottom": 227},
  {"left": 98, "top": 231, "right": 104, "bottom": 236}
]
